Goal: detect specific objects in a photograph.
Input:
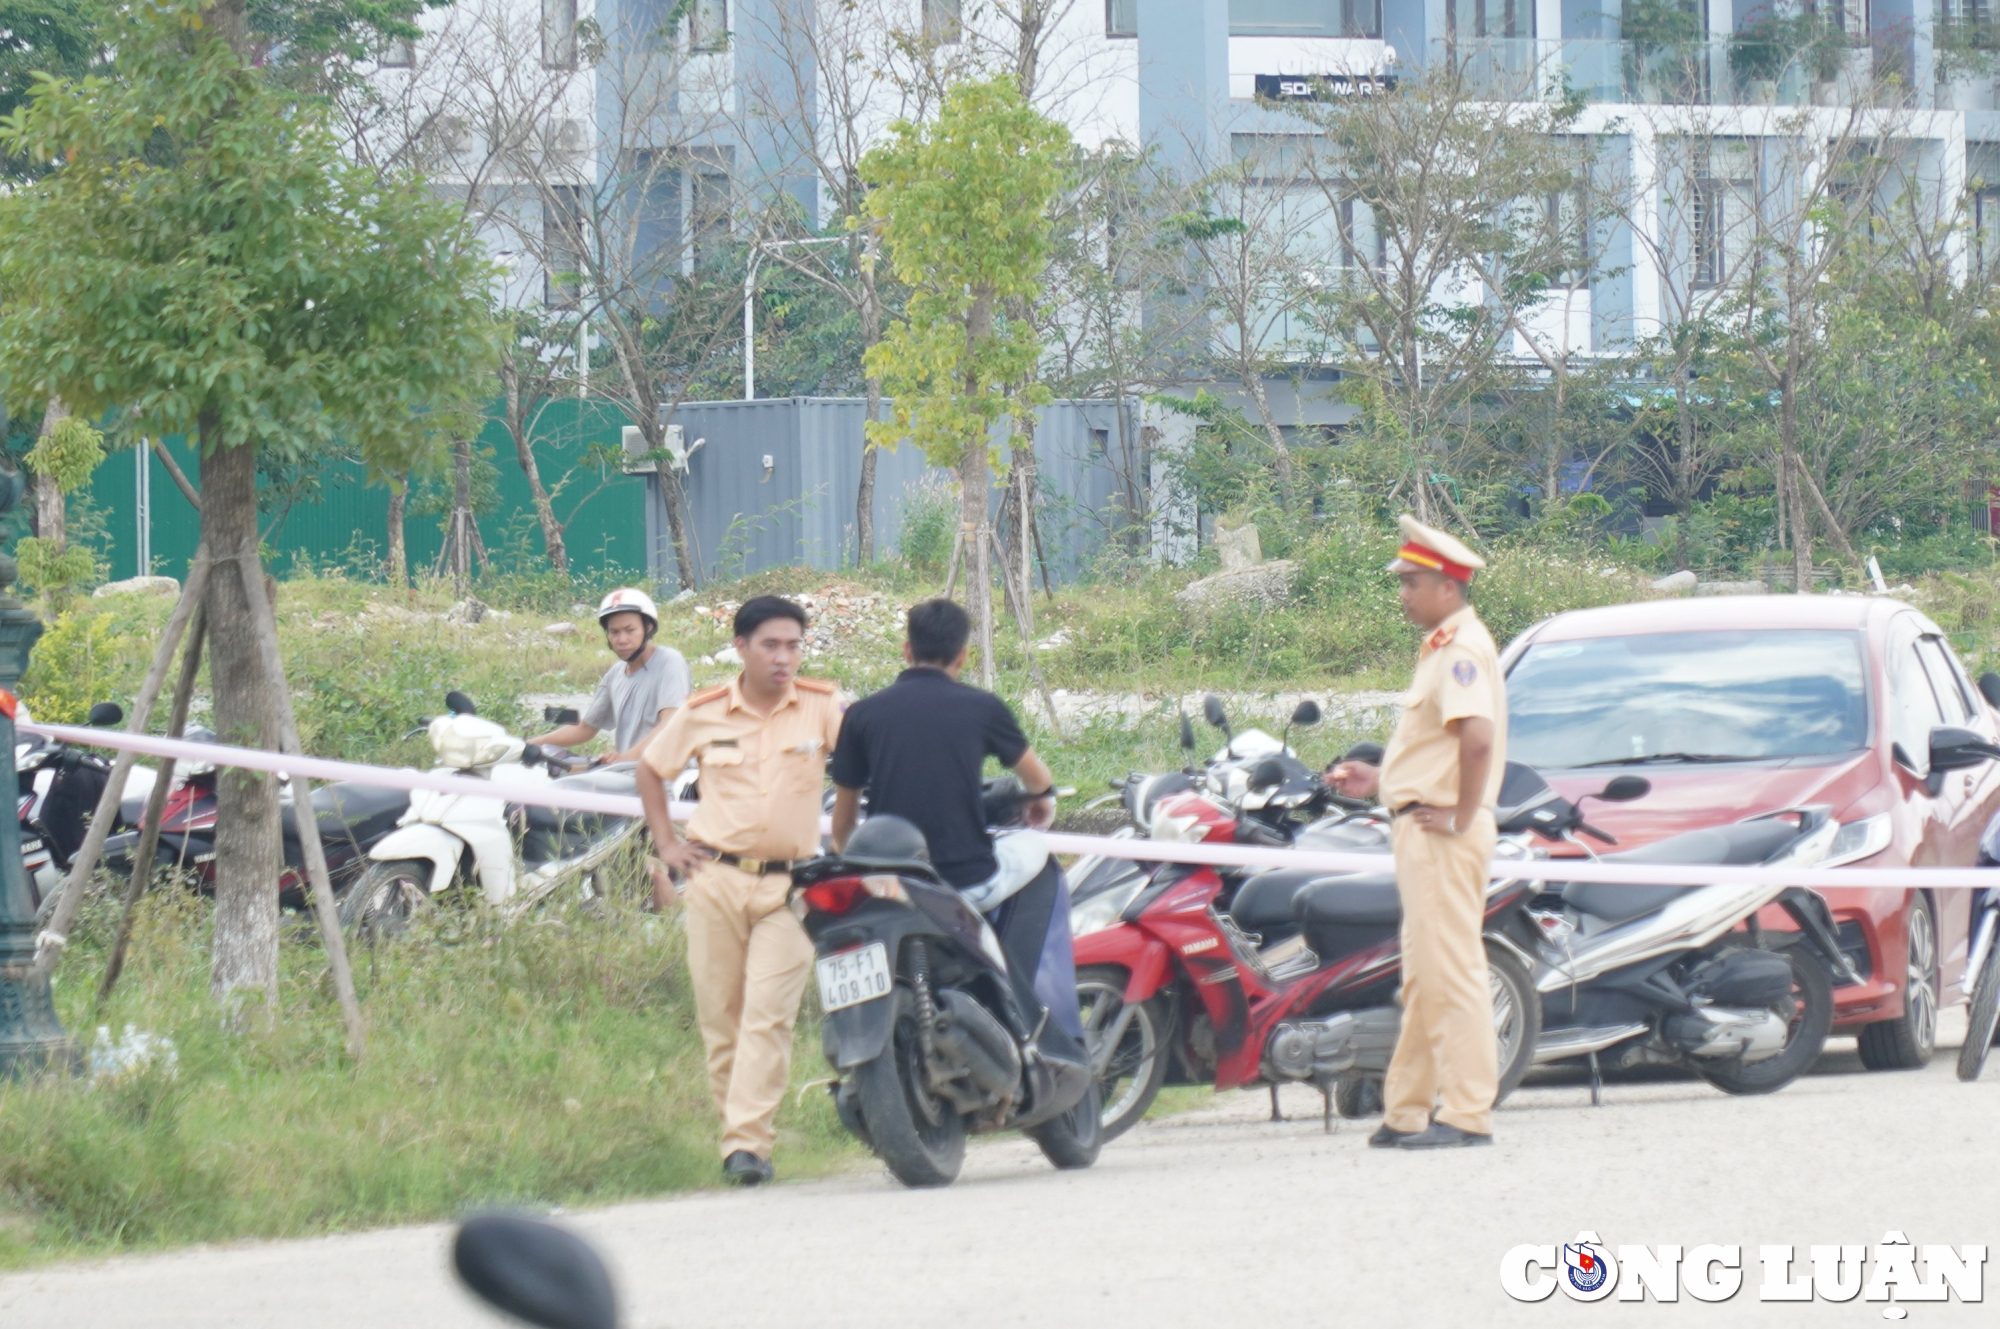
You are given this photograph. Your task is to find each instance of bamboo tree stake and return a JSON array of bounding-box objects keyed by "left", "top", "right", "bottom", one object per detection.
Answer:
[
  {"left": 96, "top": 603, "right": 206, "bottom": 1006},
  {"left": 32, "top": 553, "right": 212, "bottom": 983},
  {"left": 989, "top": 531, "right": 1062, "bottom": 735},
  {"left": 233, "top": 551, "right": 366, "bottom": 1060}
]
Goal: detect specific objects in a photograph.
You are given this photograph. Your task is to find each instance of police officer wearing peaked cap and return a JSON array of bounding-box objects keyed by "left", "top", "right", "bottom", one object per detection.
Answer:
[
  {"left": 634, "top": 596, "right": 843, "bottom": 1187},
  {"left": 1331, "top": 515, "right": 1508, "bottom": 1150}
]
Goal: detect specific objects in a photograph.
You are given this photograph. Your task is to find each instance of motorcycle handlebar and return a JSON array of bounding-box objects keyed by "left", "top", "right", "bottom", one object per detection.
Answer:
[{"left": 1576, "top": 820, "right": 1618, "bottom": 846}]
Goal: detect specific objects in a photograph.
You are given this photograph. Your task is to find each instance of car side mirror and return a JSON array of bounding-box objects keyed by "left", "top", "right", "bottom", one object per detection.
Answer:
[
  {"left": 1202, "top": 694, "right": 1228, "bottom": 732},
  {"left": 86, "top": 701, "right": 124, "bottom": 728},
  {"left": 1982, "top": 672, "right": 2000, "bottom": 710},
  {"left": 1289, "top": 700, "right": 1322, "bottom": 729},
  {"left": 1600, "top": 775, "right": 1651, "bottom": 802},
  {"left": 1929, "top": 725, "right": 2000, "bottom": 773}
]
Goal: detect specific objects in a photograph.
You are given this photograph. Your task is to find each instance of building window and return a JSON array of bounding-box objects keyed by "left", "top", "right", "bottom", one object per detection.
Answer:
[
  {"left": 1230, "top": 0, "right": 1381, "bottom": 38},
  {"left": 1107, "top": 0, "right": 1137, "bottom": 38},
  {"left": 544, "top": 186, "right": 585, "bottom": 309},
  {"left": 378, "top": 35, "right": 416, "bottom": 68},
  {"left": 1442, "top": 0, "right": 1529, "bottom": 39},
  {"left": 690, "top": 155, "right": 733, "bottom": 269},
  {"left": 1690, "top": 140, "right": 1756, "bottom": 290},
  {"left": 689, "top": 0, "right": 728, "bottom": 51},
  {"left": 1977, "top": 188, "right": 2000, "bottom": 273},
  {"left": 1808, "top": 0, "right": 1868, "bottom": 39},
  {"left": 923, "top": 0, "right": 963, "bottom": 43},
  {"left": 541, "top": 0, "right": 577, "bottom": 68}
]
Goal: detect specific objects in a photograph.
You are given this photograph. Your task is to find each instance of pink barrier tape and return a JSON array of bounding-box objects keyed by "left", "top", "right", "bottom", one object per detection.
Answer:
[{"left": 24, "top": 719, "right": 2000, "bottom": 890}]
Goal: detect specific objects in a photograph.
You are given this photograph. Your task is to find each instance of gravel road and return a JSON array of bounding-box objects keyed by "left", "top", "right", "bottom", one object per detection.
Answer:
[{"left": 5, "top": 1016, "right": 1996, "bottom": 1328}]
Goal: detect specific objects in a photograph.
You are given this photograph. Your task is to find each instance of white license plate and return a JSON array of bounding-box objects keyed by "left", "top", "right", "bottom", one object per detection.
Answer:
[{"left": 816, "top": 942, "right": 893, "bottom": 1013}]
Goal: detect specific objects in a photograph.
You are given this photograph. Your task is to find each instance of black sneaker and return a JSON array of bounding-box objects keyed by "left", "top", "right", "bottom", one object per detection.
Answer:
[
  {"left": 722, "top": 1151, "right": 775, "bottom": 1186},
  {"left": 1368, "top": 1124, "right": 1418, "bottom": 1148},
  {"left": 1395, "top": 1122, "right": 1493, "bottom": 1150}
]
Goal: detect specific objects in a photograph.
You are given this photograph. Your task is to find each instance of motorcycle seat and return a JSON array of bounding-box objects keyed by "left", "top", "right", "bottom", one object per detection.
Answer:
[
  {"left": 1230, "top": 868, "right": 1324, "bottom": 932},
  {"left": 1562, "top": 821, "right": 1801, "bottom": 923},
  {"left": 1292, "top": 873, "right": 1403, "bottom": 927},
  {"left": 283, "top": 783, "right": 410, "bottom": 848},
  {"left": 519, "top": 767, "right": 636, "bottom": 834}
]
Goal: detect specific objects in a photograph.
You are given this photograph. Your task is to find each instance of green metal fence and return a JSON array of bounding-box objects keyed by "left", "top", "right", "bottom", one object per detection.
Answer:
[{"left": 78, "top": 397, "right": 648, "bottom": 583}]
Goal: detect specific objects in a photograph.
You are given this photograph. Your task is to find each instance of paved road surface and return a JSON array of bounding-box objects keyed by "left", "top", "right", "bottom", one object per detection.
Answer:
[{"left": 5, "top": 1017, "right": 1996, "bottom": 1328}]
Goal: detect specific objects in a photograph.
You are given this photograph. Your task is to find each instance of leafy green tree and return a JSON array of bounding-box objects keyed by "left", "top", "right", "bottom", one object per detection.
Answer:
[
  {"left": 16, "top": 407, "right": 102, "bottom": 604},
  {"left": 0, "top": 0, "right": 496, "bottom": 1009},
  {"left": 861, "top": 75, "right": 1069, "bottom": 682}
]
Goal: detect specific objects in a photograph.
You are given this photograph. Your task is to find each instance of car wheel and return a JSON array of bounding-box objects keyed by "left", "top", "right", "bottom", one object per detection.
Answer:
[{"left": 1858, "top": 895, "right": 1938, "bottom": 1071}]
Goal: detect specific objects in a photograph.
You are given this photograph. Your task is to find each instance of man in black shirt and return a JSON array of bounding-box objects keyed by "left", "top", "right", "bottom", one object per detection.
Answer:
[
  {"left": 830, "top": 600, "right": 1082, "bottom": 1050},
  {"left": 829, "top": 599, "right": 1056, "bottom": 883}
]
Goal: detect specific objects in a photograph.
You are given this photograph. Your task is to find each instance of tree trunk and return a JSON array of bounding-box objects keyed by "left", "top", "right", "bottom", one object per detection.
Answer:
[
  {"left": 1780, "top": 361, "right": 1811, "bottom": 593},
  {"left": 199, "top": 427, "right": 282, "bottom": 1018},
  {"left": 658, "top": 461, "right": 699, "bottom": 590},
  {"left": 30, "top": 398, "right": 66, "bottom": 549},
  {"left": 502, "top": 358, "right": 569, "bottom": 575},
  {"left": 1242, "top": 369, "right": 1294, "bottom": 503},
  {"left": 961, "top": 288, "right": 997, "bottom": 688},
  {"left": 856, "top": 274, "right": 884, "bottom": 566},
  {"left": 386, "top": 475, "right": 408, "bottom": 588},
  {"left": 450, "top": 439, "right": 475, "bottom": 596},
  {"left": 1672, "top": 374, "right": 1696, "bottom": 571}
]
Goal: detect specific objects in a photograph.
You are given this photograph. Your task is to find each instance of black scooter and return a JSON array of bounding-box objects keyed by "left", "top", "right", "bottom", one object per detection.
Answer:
[{"left": 790, "top": 801, "right": 1102, "bottom": 1187}]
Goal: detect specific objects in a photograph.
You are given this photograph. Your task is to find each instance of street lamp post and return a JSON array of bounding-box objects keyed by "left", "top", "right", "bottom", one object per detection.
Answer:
[
  {"left": 742, "top": 235, "right": 847, "bottom": 401},
  {"left": 0, "top": 461, "right": 75, "bottom": 1080}
]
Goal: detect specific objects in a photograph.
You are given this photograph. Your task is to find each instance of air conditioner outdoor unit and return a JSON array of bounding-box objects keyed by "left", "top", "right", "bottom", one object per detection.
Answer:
[{"left": 623, "top": 423, "right": 683, "bottom": 474}]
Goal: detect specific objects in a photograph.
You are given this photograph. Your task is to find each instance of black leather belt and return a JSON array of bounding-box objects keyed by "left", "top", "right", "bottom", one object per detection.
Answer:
[
  {"left": 708, "top": 850, "right": 801, "bottom": 876},
  {"left": 1393, "top": 803, "right": 1424, "bottom": 817}
]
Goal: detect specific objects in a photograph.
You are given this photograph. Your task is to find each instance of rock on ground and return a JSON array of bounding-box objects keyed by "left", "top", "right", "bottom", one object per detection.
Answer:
[
  {"left": 1174, "top": 560, "right": 1297, "bottom": 615},
  {"left": 1650, "top": 569, "right": 1698, "bottom": 593},
  {"left": 543, "top": 621, "right": 577, "bottom": 636},
  {"left": 92, "top": 575, "right": 180, "bottom": 599}
]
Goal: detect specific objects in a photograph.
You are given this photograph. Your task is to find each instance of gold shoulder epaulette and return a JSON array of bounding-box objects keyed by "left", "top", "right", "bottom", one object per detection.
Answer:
[
  {"left": 686, "top": 683, "right": 731, "bottom": 707},
  {"left": 795, "top": 676, "right": 836, "bottom": 695}
]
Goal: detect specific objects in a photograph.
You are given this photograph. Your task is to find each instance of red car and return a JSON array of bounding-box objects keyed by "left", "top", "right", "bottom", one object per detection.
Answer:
[{"left": 1502, "top": 594, "right": 2000, "bottom": 1069}]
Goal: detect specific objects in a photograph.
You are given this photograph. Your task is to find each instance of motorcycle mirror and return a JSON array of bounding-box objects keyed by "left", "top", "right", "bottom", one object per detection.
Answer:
[
  {"left": 445, "top": 690, "right": 478, "bottom": 716},
  {"left": 1248, "top": 756, "right": 1287, "bottom": 791},
  {"left": 453, "top": 1214, "right": 618, "bottom": 1329},
  {"left": 1289, "top": 699, "right": 1322, "bottom": 728},
  {"left": 1982, "top": 671, "right": 2000, "bottom": 710},
  {"left": 86, "top": 701, "right": 124, "bottom": 728},
  {"left": 1201, "top": 694, "right": 1229, "bottom": 732},
  {"left": 1599, "top": 775, "right": 1651, "bottom": 803},
  {"left": 1178, "top": 710, "right": 1196, "bottom": 753},
  {"left": 522, "top": 743, "right": 547, "bottom": 766},
  {"left": 1342, "top": 740, "right": 1386, "bottom": 767}
]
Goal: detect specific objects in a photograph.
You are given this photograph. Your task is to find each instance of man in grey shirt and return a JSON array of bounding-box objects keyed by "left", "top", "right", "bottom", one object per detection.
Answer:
[{"left": 532, "top": 588, "right": 691, "bottom": 763}]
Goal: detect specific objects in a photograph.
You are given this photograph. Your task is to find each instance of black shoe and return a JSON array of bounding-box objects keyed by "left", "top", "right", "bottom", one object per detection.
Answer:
[
  {"left": 1396, "top": 1122, "right": 1493, "bottom": 1150},
  {"left": 1368, "top": 1124, "right": 1418, "bottom": 1148},
  {"left": 722, "top": 1151, "right": 775, "bottom": 1186}
]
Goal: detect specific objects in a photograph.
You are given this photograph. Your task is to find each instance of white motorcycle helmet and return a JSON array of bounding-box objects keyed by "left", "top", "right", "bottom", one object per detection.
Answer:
[{"left": 595, "top": 588, "right": 659, "bottom": 633}]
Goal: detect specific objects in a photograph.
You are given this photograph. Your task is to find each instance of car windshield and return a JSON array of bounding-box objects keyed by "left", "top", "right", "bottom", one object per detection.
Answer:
[{"left": 1506, "top": 629, "right": 1869, "bottom": 769}]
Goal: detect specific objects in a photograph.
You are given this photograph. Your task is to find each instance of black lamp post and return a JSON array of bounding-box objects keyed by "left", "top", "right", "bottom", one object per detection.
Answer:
[{"left": 0, "top": 458, "right": 75, "bottom": 1079}]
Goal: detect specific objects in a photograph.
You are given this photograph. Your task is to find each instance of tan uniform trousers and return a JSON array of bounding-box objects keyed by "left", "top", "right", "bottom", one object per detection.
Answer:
[
  {"left": 1382, "top": 809, "right": 1499, "bottom": 1136},
  {"left": 682, "top": 861, "right": 814, "bottom": 1159}
]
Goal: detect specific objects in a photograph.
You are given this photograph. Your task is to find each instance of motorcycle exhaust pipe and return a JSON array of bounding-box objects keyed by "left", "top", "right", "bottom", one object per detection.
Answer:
[{"left": 931, "top": 989, "right": 1022, "bottom": 1099}]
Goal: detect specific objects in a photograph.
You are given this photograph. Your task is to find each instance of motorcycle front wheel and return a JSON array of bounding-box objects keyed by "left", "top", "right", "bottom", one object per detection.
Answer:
[
  {"left": 1956, "top": 928, "right": 2000, "bottom": 1082},
  {"left": 1696, "top": 946, "right": 1835, "bottom": 1096},
  {"left": 1076, "top": 965, "right": 1171, "bottom": 1141},
  {"left": 340, "top": 859, "right": 435, "bottom": 942},
  {"left": 1027, "top": 1081, "right": 1103, "bottom": 1171},
  {"left": 852, "top": 986, "right": 966, "bottom": 1188}
]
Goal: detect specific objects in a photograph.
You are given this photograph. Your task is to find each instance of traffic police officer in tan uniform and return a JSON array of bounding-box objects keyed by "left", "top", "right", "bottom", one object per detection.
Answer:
[
  {"left": 636, "top": 596, "right": 843, "bottom": 1186},
  {"left": 1332, "top": 515, "right": 1507, "bottom": 1150}
]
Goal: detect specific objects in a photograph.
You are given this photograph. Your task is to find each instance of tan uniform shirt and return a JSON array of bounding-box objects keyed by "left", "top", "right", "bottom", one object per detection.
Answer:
[
  {"left": 641, "top": 675, "right": 843, "bottom": 860},
  {"left": 1380, "top": 604, "right": 1507, "bottom": 811}
]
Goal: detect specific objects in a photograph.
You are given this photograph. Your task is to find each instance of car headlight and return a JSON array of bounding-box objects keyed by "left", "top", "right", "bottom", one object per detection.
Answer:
[
  {"left": 1821, "top": 812, "right": 1892, "bottom": 869},
  {"left": 1073, "top": 878, "right": 1146, "bottom": 936}
]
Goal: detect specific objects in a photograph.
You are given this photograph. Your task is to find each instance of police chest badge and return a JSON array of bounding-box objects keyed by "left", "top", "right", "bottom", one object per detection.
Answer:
[{"left": 1452, "top": 660, "right": 1477, "bottom": 687}]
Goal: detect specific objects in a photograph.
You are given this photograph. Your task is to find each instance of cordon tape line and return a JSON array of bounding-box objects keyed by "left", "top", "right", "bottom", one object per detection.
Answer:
[{"left": 21, "top": 719, "right": 2000, "bottom": 892}]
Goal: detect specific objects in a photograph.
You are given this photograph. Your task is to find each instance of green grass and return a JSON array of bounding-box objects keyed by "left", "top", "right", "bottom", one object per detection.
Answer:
[{"left": 0, "top": 870, "right": 861, "bottom": 1269}]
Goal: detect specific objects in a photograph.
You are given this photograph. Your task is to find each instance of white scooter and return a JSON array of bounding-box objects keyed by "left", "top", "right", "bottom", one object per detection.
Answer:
[{"left": 341, "top": 692, "right": 642, "bottom": 938}]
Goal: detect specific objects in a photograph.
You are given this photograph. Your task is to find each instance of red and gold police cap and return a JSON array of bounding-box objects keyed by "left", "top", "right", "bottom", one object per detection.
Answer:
[{"left": 1385, "top": 513, "right": 1486, "bottom": 584}]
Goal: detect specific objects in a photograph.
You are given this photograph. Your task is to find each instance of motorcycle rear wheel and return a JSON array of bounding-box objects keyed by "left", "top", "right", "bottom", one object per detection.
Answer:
[
  {"left": 1696, "top": 946, "right": 1835, "bottom": 1096},
  {"left": 853, "top": 986, "right": 966, "bottom": 1188},
  {"left": 1956, "top": 930, "right": 2000, "bottom": 1082},
  {"left": 1489, "top": 942, "right": 1541, "bottom": 1104},
  {"left": 1027, "top": 1081, "right": 1103, "bottom": 1170},
  {"left": 1076, "top": 966, "right": 1171, "bottom": 1142},
  {"left": 341, "top": 859, "right": 435, "bottom": 942}
]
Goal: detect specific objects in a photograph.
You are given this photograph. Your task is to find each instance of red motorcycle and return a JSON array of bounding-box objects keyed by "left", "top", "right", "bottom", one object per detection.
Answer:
[{"left": 1073, "top": 761, "right": 1553, "bottom": 1140}]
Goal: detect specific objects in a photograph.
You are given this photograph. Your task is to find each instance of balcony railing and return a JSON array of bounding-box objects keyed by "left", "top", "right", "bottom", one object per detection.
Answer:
[{"left": 1435, "top": 38, "right": 1879, "bottom": 107}]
